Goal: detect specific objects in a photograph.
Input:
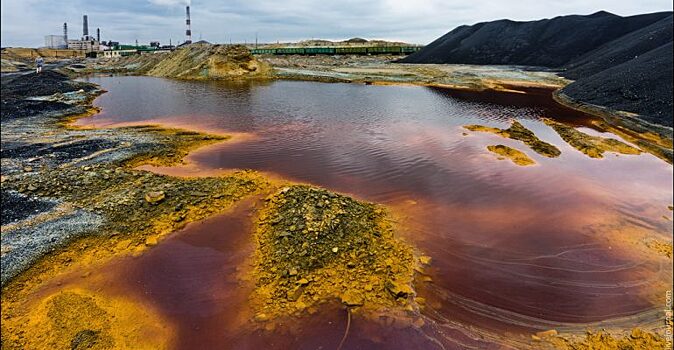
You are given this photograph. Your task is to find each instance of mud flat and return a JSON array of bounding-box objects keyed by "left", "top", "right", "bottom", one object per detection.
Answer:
[{"left": 259, "top": 54, "right": 568, "bottom": 91}]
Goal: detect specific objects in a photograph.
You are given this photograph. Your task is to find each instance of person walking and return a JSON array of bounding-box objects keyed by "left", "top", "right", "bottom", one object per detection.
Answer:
[{"left": 35, "top": 56, "right": 44, "bottom": 74}]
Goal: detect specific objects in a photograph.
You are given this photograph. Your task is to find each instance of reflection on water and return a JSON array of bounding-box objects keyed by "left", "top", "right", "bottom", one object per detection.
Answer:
[{"left": 68, "top": 76, "right": 672, "bottom": 348}]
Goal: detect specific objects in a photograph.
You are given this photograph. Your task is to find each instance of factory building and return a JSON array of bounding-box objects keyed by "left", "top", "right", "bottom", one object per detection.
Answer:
[
  {"left": 43, "top": 10, "right": 183, "bottom": 56},
  {"left": 67, "top": 39, "right": 99, "bottom": 51},
  {"left": 66, "top": 14, "right": 100, "bottom": 51},
  {"left": 185, "top": 5, "right": 192, "bottom": 44},
  {"left": 44, "top": 35, "right": 67, "bottom": 49},
  {"left": 43, "top": 23, "right": 68, "bottom": 48}
]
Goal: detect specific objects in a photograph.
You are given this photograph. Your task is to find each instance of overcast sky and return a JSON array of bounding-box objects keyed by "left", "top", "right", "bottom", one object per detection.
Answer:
[{"left": 1, "top": 0, "right": 671, "bottom": 47}]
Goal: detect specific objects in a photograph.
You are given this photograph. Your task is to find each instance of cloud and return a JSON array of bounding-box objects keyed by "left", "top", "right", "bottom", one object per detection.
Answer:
[
  {"left": 1, "top": 0, "right": 672, "bottom": 47},
  {"left": 148, "top": 0, "right": 189, "bottom": 7}
]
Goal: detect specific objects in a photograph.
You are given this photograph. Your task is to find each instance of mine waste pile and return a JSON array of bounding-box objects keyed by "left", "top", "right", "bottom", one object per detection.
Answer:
[
  {"left": 250, "top": 185, "right": 418, "bottom": 320},
  {"left": 403, "top": 11, "right": 674, "bottom": 130},
  {"left": 94, "top": 43, "right": 272, "bottom": 79}
]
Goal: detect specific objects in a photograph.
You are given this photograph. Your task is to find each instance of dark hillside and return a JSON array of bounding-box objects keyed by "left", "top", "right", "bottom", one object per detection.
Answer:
[
  {"left": 561, "top": 41, "right": 673, "bottom": 127},
  {"left": 401, "top": 11, "right": 671, "bottom": 66},
  {"left": 562, "top": 15, "right": 673, "bottom": 79},
  {"left": 401, "top": 11, "right": 673, "bottom": 129}
]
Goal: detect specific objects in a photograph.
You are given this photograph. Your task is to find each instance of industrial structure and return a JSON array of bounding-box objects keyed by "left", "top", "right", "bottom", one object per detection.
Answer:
[
  {"left": 185, "top": 5, "right": 192, "bottom": 44},
  {"left": 44, "top": 8, "right": 182, "bottom": 55},
  {"left": 43, "top": 35, "right": 67, "bottom": 49},
  {"left": 47, "top": 14, "right": 100, "bottom": 51},
  {"left": 83, "top": 15, "right": 89, "bottom": 39},
  {"left": 43, "top": 22, "right": 69, "bottom": 48}
]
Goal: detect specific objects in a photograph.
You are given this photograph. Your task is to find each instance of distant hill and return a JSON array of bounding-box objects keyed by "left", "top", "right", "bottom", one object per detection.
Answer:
[{"left": 400, "top": 11, "right": 673, "bottom": 128}]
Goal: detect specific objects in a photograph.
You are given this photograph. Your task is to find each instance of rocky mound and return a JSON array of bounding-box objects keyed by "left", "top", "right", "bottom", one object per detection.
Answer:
[
  {"left": 99, "top": 44, "right": 271, "bottom": 80},
  {"left": 1, "top": 71, "right": 97, "bottom": 121},
  {"left": 401, "top": 11, "right": 673, "bottom": 130},
  {"left": 147, "top": 44, "right": 271, "bottom": 79},
  {"left": 251, "top": 185, "right": 417, "bottom": 320}
]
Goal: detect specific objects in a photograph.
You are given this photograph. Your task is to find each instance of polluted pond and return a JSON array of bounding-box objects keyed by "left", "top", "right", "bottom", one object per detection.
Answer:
[{"left": 1, "top": 70, "right": 673, "bottom": 350}]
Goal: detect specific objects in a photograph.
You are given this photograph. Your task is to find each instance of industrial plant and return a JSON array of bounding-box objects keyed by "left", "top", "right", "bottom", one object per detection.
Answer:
[{"left": 42, "top": 6, "right": 196, "bottom": 57}]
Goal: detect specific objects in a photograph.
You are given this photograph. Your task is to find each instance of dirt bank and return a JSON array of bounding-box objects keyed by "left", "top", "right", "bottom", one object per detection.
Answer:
[
  {"left": 260, "top": 54, "right": 567, "bottom": 91},
  {"left": 88, "top": 44, "right": 271, "bottom": 79},
  {"left": 1, "top": 47, "right": 85, "bottom": 73},
  {"left": 1, "top": 69, "right": 274, "bottom": 285}
]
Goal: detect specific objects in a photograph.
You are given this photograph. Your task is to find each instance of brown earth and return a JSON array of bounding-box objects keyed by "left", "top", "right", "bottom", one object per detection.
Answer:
[
  {"left": 464, "top": 121, "right": 561, "bottom": 158},
  {"left": 487, "top": 144, "right": 537, "bottom": 166},
  {"left": 90, "top": 44, "right": 272, "bottom": 80},
  {"left": 249, "top": 186, "right": 419, "bottom": 322}
]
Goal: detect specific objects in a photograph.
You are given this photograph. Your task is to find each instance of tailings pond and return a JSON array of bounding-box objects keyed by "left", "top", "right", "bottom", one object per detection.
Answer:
[{"left": 62, "top": 77, "right": 672, "bottom": 348}]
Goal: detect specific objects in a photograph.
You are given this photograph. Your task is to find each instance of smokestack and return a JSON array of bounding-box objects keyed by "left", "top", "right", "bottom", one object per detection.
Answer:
[
  {"left": 185, "top": 6, "right": 192, "bottom": 44},
  {"left": 96, "top": 28, "right": 100, "bottom": 42},
  {"left": 63, "top": 23, "right": 68, "bottom": 43},
  {"left": 83, "top": 15, "right": 89, "bottom": 38}
]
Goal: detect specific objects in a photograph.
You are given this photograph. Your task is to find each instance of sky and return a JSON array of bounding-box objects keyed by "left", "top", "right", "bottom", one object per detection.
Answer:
[{"left": 1, "top": 0, "right": 672, "bottom": 47}]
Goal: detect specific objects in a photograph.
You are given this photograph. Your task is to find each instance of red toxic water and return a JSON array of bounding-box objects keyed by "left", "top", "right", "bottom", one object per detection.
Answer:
[{"left": 67, "top": 76, "right": 672, "bottom": 348}]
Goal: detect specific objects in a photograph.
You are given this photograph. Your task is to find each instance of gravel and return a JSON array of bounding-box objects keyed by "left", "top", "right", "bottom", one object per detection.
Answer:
[
  {"left": 1, "top": 209, "right": 103, "bottom": 285},
  {"left": 1, "top": 190, "right": 57, "bottom": 226}
]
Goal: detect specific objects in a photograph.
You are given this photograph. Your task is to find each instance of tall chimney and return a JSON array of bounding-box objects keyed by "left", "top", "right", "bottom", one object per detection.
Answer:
[
  {"left": 185, "top": 6, "right": 192, "bottom": 44},
  {"left": 83, "top": 15, "right": 89, "bottom": 38},
  {"left": 96, "top": 28, "right": 100, "bottom": 42},
  {"left": 63, "top": 22, "right": 68, "bottom": 44}
]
